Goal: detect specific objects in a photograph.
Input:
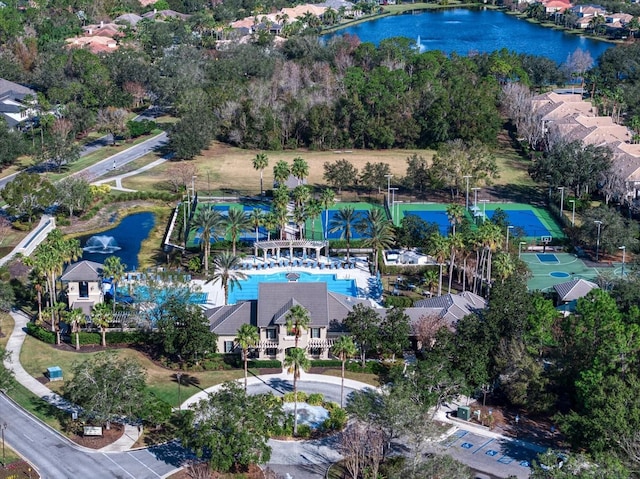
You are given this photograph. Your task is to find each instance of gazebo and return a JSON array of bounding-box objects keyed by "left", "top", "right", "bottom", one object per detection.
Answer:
[{"left": 254, "top": 240, "right": 329, "bottom": 263}]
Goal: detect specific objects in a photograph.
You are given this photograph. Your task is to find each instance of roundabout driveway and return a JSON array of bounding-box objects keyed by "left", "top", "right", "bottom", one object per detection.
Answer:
[{"left": 182, "top": 372, "right": 376, "bottom": 479}]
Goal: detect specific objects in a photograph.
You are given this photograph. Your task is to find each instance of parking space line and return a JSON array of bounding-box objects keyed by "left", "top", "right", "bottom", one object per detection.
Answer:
[
  {"left": 442, "top": 430, "right": 468, "bottom": 448},
  {"left": 472, "top": 438, "right": 494, "bottom": 454}
]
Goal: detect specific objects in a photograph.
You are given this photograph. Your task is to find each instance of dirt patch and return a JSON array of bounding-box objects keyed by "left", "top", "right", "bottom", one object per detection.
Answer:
[
  {"left": 60, "top": 200, "right": 161, "bottom": 237},
  {"left": 68, "top": 423, "right": 125, "bottom": 450}
]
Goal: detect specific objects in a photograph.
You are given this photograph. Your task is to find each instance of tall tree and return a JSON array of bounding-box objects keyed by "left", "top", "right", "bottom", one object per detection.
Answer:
[
  {"left": 285, "top": 304, "right": 310, "bottom": 348},
  {"left": 272, "top": 160, "right": 290, "bottom": 186},
  {"left": 329, "top": 206, "right": 362, "bottom": 261},
  {"left": 224, "top": 208, "right": 252, "bottom": 256},
  {"left": 91, "top": 302, "right": 112, "bottom": 348},
  {"left": 428, "top": 233, "right": 450, "bottom": 296},
  {"left": 283, "top": 347, "right": 311, "bottom": 436},
  {"left": 96, "top": 107, "right": 128, "bottom": 146},
  {"left": 356, "top": 208, "right": 395, "bottom": 274},
  {"left": 103, "top": 256, "right": 126, "bottom": 319},
  {"left": 332, "top": 336, "right": 357, "bottom": 407},
  {"left": 379, "top": 307, "right": 410, "bottom": 360},
  {"left": 235, "top": 324, "right": 259, "bottom": 391},
  {"left": 319, "top": 188, "right": 336, "bottom": 241},
  {"left": 65, "top": 308, "right": 87, "bottom": 351},
  {"left": 191, "top": 208, "right": 224, "bottom": 275},
  {"left": 252, "top": 152, "right": 269, "bottom": 196},
  {"left": 291, "top": 157, "right": 309, "bottom": 185},
  {"left": 323, "top": 159, "right": 358, "bottom": 193},
  {"left": 207, "top": 251, "right": 247, "bottom": 305},
  {"left": 344, "top": 304, "right": 380, "bottom": 367}
]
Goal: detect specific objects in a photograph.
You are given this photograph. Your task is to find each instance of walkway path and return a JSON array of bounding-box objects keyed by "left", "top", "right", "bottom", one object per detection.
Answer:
[
  {"left": 0, "top": 214, "right": 55, "bottom": 267},
  {"left": 92, "top": 157, "right": 168, "bottom": 192},
  {"left": 4, "top": 310, "right": 141, "bottom": 452}
]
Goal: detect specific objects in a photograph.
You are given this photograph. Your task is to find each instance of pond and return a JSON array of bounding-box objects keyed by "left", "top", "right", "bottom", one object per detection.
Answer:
[
  {"left": 326, "top": 8, "right": 613, "bottom": 64},
  {"left": 79, "top": 212, "right": 155, "bottom": 270}
]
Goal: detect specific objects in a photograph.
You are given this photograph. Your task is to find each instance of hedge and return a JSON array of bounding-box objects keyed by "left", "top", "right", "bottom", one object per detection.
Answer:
[
  {"left": 248, "top": 359, "right": 282, "bottom": 369},
  {"left": 384, "top": 296, "right": 413, "bottom": 308},
  {"left": 26, "top": 323, "right": 55, "bottom": 344},
  {"left": 310, "top": 360, "right": 342, "bottom": 368}
]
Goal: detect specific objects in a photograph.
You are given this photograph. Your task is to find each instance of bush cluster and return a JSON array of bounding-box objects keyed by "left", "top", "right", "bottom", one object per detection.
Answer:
[
  {"left": 26, "top": 323, "right": 55, "bottom": 344},
  {"left": 310, "top": 360, "right": 342, "bottom": 368},
  {"left": 384, "top": 296, "right": 413, "bottom": 308}
]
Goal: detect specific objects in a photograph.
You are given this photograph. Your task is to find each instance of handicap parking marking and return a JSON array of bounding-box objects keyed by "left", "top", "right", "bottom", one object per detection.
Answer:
[
  {"left": 472, "top": 438, "right": 494, "bottom": 454},
  {"left": 498, "top": 456, "right": 514, "bottom": 464},
  {"left": 460, "top": 442, "right": 474, "bottom": 449},
  {"left": 520, "top": 460, "right": 531, "bottom": 467},
  {"left": 485, "top": 450, "right": 498, "bottom": 457}
]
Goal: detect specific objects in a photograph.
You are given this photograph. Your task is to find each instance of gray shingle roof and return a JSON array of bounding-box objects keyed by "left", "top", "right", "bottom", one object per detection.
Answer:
[
  {"left": 413, "top": 291, "right": 487, "bottom": 323},
  {"left": 257, "top": 283, "right": 329, "bottom": 327},
  {"left": 206, "top": 301, "right": 255, "bottom": 335},
  {"left": 553, "top": 279, "right": 598, "bottom": 302},
  {"left": 60, "top": 261, "right": 104, "bottom": 282}
]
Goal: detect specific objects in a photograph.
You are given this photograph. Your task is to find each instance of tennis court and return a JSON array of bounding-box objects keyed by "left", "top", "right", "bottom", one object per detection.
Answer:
[
  {"left": 315, "top": 202, "right": 382, "bottom": 241},
  {"left": 395, "top": 202, "right": 564, "bottom": 239}
]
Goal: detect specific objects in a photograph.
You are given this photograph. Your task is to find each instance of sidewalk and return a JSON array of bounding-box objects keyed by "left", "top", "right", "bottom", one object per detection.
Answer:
[
  {"left": 0, "top": 215, "right": 55, "bottom": 267},
  {"left": 4, "top": 310, "right": 141, "bottom": 452},
  {"left": 92, "top": 157, "right": 168, "bottom": 192}
]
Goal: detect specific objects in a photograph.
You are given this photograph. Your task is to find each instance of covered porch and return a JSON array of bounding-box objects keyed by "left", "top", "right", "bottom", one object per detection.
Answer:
[{"left": 254, "top": 240, "right": 329, "bottom": 264}]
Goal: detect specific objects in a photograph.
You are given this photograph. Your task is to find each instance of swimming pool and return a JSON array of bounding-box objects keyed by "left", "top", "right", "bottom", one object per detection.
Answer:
[{"left": 228, "top": 272, "right": 358, "bottom": 304}]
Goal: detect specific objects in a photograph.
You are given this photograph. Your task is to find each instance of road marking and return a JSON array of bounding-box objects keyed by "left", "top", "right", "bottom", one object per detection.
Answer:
[
  {"left": 497, "top": 455, "right": 514, "bottom": 464},
  {"left": 101, "top": 453, "right": 137, "bottom": 478},
  {"left": 22, "top": 433, "right": 34, "bottom": 442},
  {"left": 128, "top": 451, "right": 162, "bottom": 477},
  {"left": 461, "top": 442, "right": 474, "bottom": 449},
  {"left": 472, "top": 438, "right": 494, "bottom": 454}
]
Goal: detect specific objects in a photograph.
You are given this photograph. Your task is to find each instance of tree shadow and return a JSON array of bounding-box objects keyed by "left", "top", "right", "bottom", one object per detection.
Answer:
[
  {"left": 171, "top": 373, "right": 201, "bottom": 388},
  {"left": 263, "top": 378, "right": 294, "bottom": 395},
  {"left": 488, "top": 184, "right": 545, "bottom": 206},
  {"left": 147, "top": 439, "right": 198, "bottom": 467}
]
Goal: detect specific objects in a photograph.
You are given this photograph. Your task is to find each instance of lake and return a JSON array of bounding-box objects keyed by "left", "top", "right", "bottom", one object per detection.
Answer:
[
  {"left": 79, "top": 211, "right": 155, "bottom": 270},
  {"left": 326, "top": 8, "right": 613, "bottom": 64}
]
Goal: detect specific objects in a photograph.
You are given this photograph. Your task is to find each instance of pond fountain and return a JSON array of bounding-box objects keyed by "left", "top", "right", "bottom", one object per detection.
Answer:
[
  {"left": 282, "top": 402, "right": 329, "bottom": 429},
  {"left": 83, "top": 235, "right": 121, "bottom": 254}
]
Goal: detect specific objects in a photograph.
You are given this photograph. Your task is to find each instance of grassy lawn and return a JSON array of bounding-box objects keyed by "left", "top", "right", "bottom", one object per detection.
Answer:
[
  {"left": 320, "top": 369, "right": 380, "bottom": 387},
  {"left": 19, "top": 335, "right": 245, "bottom": 407}
]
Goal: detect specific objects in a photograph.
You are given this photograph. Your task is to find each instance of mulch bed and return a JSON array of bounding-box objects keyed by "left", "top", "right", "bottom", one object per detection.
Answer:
[
  {"left": 0, "top": 460, "right": 38, "bottom": 479},
  {"left": 68, "top": 423, "right": 125, "bottom": 450},
  {"left": 167, "top": 463, "right": 264, "bottom": 479}
]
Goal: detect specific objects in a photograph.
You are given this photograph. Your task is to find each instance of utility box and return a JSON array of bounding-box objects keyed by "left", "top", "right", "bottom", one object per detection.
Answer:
[
  {"left": 457, "top": 406, "right": 471, "bottom": 421},
  {"left": 47, "top": 366, "right": 63, "bottom": 382}
]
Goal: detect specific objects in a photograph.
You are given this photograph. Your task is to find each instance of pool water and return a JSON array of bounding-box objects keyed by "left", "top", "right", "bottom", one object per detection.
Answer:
[{"left": 228, "top": 272, "right": 357, "bottom": 304}]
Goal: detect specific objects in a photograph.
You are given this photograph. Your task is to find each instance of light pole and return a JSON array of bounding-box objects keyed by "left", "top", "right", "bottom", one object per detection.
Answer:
[
  {"left": 463, "top": 175, "right": 472, "bottom": 210},
  {"left": 506, "top": 225, "right": 514, "bottom": 251},
  {"left": 479, "top": 199, "right": 489, "bottom": 223},
  {"left": 619, "top": 245, "right": 626, "bottom": 278},
  {"left": 594, "top": 220, "right": 603, "bottom": 262},
  {"left": 558, "top": 186, "right": 565, "bottom": 214},
  {"left": 192, "top": 175, "right": 197, "bottom": 198},
  {"left": 472, "top": 187, "right": 480, "bottom": 209},
  {"left": 385, "top": 174, "right": 393, "bottom": 209},
  {"left": 390, "top": 188, "right": 398, "bottom": 223},
  {"left": 569, "top": 199, "right": 576, "bottom": 226},
  {"left": 176, "top": 372, "right": 183, "bottom": 413},
  {"left": 519, "top": 241, "right": 527, "bottom": 259}
]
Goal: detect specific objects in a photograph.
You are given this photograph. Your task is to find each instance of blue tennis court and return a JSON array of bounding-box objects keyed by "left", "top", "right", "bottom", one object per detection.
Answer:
[
  {"left": 536, "top": 253, "right": 559, "bottom": 264},
  {"left": 192, "top": 204, "right": 270, "bottom": 244},
  {"left": 402, "top": 211, "right": 450, "bottom": 235},
  {"left": 322, "top": 210, "right": 370, "bottom": 240},
  {"left": 486, "top": 209, "right": 551, "bottom": 238}
]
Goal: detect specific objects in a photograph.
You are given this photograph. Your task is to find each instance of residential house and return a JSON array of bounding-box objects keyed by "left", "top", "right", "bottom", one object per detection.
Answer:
[
  {"left": 83, "top": 21, "right": 124, "bottom": 38},
  {"left": 66, "top": 36, "right": 118, "bottom": 54},
  {"left": 115, "top": 13, "right": 143, "bottom": 26},
  {"left": 60, "top": 260, "right": 105, "bottom": 315},
  {"left": 0, "top": 78, "right": 37, "bottom": 129},
  {"left": 141, "top": 9, "right": 191, "bottom": 21},
  {"left": 206, "top": 282, "right": 371, "bottom": 360},
  {"left": 553, "top": 278, "right": 598, "bottom": 314},
  {"left": 569, "top": 4, "right": 607, "bottom": 28},
  {"left": 542, "top": 0, "right": 571, "bottom": 14}
]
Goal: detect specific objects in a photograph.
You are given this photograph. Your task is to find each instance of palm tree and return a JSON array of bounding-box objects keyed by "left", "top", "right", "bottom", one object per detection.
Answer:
[
  {"left": 422, "top": 268, "right": 439, "bottom": 296},
  {"left": 263, "top": 212, "right": 278, "bottom": 241},
  {"left": 356, "top": 209, "right": 395, "bottom": 274},
  {"left": 292, "top": 185, "right": 310, "bottom": 208},
  {"left": 307, "top": 200, "right": 323, "bottom": 241},
  {"left": 319, "top": 188, "right": 335, "bottom": 241},
  {"left": 252, "top": 153, "right": 269, "bottom": 196},
  {"left": 103, "top": 256, "right": 126, "bottom": 321},
  {"left": 91, "top": 302, "right": 112, "bottom": 347},
  {"left": 291, "top": 157, "right": 309, "bottom": 185},
  {"left": 293, "top": 204, "right": 308, "bottom": 240},
  {"left": 273, "top": 160, "right": 290, "bottom": 187},
  {"left": 283, "top": 347, "right": 311, "bottom": 436},
  {"left": 329, "top": 206, "right": 362, "bottom": 261},
  {"left": 66, "top": 308, "right": 87, "bottom": 351},
  {"left": 192, "top": 208, "right": 224, "bottom": 275},
  {"left": 285, "top": 304, "right": 310, "bottom": 348},
  {"left": 225, "top": 208, "right": 252, "bottom": 256},
  {"left": 428, "top": 233, "right": 450, "bottom": 296},
  {"left": 235, "top": 324, "right": 259, "bottom": 391},
  {"left": 249, "top": 208, "right": 265, "bottom": 245},
  {"left": 331, "top": 336, "right": 357, "bottom": 407},
  {"left": 446, "top": 204, "right": 465, "bottom": 236},
  {"left": 447, "top": 232, "right": 465, "bottom": 294},
  {"left": 492, "top": 252, "right": 516, "bottom": 284},
  {"left": 208, "top": 251, "right": 247, "bottom": 305}
]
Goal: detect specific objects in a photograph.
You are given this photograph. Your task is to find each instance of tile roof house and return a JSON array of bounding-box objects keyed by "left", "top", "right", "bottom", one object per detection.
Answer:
[
  {"left": 0, "top": 78, "right": 37, "bottom": 129},
  {"left": 542, "top": 0, "right": 571, "bottom": 13},
  {"left": 66, "top": 35, "right": 118, "bottom": 54},
  {"left": 205, "top": 282, "right": 371, "bottom": 359},
  {"left": 83, "top": 21, "right": 124, "bottom": 38},
  {"left": 60, "top": 260, "right": 105, "bottom": 315}
]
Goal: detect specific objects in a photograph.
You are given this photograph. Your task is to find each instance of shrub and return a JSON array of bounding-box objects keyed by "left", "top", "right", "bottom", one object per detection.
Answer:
[
  {"left": 283, "top": 391, "right": 308, "bottom": 403},
  {"left": 307, "top": 393, "right": 324, "bottom": 406},
  {"left": 384, "top": 296, "right": 413, "bottom": 307},
  {"left": 105, "top": 330, "right": 149, "bottom": 345},
  {"left": 323, "top": 407, "right": 347, "bottom": 431},
  {"left": 296, "top": 424, "right": 312, "bottom": 438},
  {"left": 247, "top": 359, "right": 281, "bottom": 369},
  {"left": 77, "top": 331, "right": 101, "bottom": 344},
  {"left": 346, "top": 361, "right": 385, "bottom": 374},
  {"left": 310, "top": 360, "right": 342, "bottom": 368},
  {"left": 26, "top": 322, "right": 55, "bottom": 344}
]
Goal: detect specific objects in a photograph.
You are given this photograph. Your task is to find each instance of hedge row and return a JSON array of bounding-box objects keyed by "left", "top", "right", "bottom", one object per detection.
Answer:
[
  {"left": 27, "top": 323, "right": 150, "bottom": 347},
  {"left": 26, "top": 323, "right": 55, "bottom": 344},
  {"left": 310, "top": 360, "right": 342, "bottom": 368},
  {"left": 384, "top": 296, "right": 414, "bottom": 308}
]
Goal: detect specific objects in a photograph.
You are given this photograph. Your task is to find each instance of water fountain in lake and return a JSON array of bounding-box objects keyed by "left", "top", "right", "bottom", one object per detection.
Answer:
[
  {"left": 82, "top": 235, "right": 121, "bottom": 254},
  {"left": 282, "top": 402, "right": 329, "bottom": 429}
]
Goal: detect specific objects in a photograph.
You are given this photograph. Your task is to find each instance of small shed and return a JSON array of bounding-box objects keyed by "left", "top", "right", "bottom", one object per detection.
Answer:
[{"left": 47, "top": 366, "right": 63, "bottom": 381}]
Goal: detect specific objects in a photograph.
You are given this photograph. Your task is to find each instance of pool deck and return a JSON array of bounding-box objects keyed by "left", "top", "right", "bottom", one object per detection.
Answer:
[{"left": 193, "top": 257, "right": 375, "bottom": 308}]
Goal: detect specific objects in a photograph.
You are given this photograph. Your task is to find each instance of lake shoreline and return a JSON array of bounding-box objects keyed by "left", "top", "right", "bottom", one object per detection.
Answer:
[{"left": 323, "top": 4, "right": 621, "bottom": 51}]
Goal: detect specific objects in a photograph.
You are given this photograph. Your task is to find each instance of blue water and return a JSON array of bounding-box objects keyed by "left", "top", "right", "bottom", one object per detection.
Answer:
[
  {"left": 80, "top": 212, "right": 155, "bottom": 270},
  {"left": 486, "top": 209, "right": 550, "bottom": 238},
  {"left": 327, "top": 8, "right": 612, "bottom": 64},
  {"left": 228, "top": 272, "right": 358, "bottom": 304},
  {"left": 115, "top": 285, "right": 208, "bottom": 304}
]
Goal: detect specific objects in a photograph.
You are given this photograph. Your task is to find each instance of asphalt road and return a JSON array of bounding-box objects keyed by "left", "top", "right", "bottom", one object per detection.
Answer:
[{"left": 0, "top": 394, "right": 185, "bottom": 479}]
